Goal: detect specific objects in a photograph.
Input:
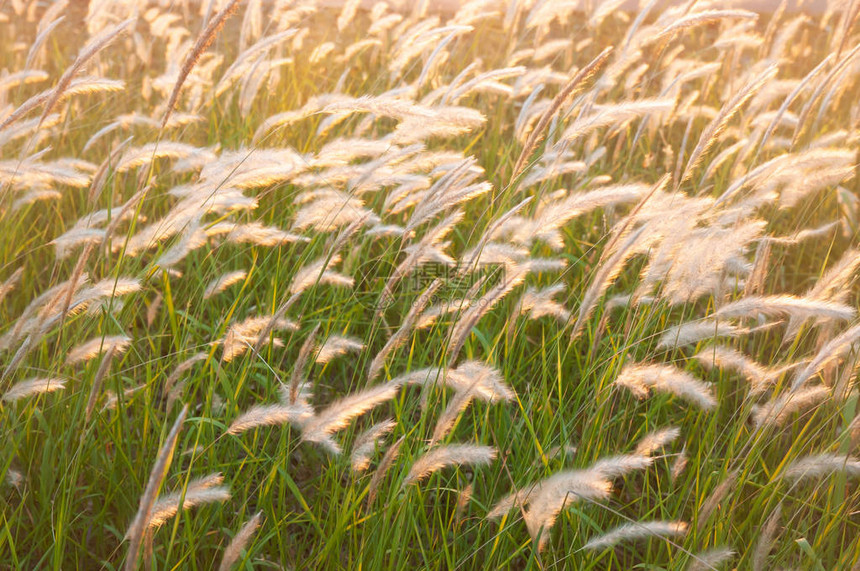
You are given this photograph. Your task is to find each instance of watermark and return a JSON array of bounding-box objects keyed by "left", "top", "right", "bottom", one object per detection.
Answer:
[{"left": 353, "top": 258, "right": 508, "bottom": 310}]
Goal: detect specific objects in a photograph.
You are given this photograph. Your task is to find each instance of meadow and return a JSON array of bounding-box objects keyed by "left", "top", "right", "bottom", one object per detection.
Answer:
[{"left": 2, "top": 0, "right": 860, "bottom": 568}]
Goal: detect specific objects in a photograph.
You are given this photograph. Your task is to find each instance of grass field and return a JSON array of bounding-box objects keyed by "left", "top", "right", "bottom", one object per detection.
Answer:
[{"left": 2, "top": 0, "right": 860, "bottom": 569}]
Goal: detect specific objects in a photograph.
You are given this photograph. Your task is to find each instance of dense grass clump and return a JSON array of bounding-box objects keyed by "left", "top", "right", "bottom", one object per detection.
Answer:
[{"left": 2, "top": 0, "right": 860, "bottom": 569}]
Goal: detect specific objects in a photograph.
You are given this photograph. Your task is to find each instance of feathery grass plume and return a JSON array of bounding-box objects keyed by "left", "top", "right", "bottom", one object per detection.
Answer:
[
  {"left": 697, "top": 470, "right": 738, "bottom": 525},
  {"left": 165, "top": 380, "right": 186, "bottom": 413},
  {"left": 27, "top": 3, "right": 66, "bottom": 68},
  {"left": 634, "top": 426, "right": 681, "bottom": 456},
  {"left": 309, "top": 41, "right": 336, "bottom": 64},
  {"left": 163, "top": 0, "right": 240, "bottom": 128},
  {"left": 2, "top": 377, "right": 65, "bottom": 402},
  {"left": 11, "top": 188, "right": 62, "bottom": 211},
  {"left": 81, "top": 114, "right": 161, "bottom": 153},
  {"left": 833, "top": 0, "right": 860, "bottom": 58},
  {"left": 0, "top": 268, "right": 24, "bottom": 305},
  {"left": 251, "top": 289, "right": 302, "bottom": 353},
  {"left": 599, "top": 171, "right": 670, "bottom": 252},
  {"left": 785, "top": 249, "right": 860, "bottom": 340},
  {"left": 790, "top": 322, "right": 860, "bottom": 390},
  {"left": 147, "top": 473, "right": 231, "bottom": 529},
  {"left": 434, "top": 362, "right": 516, "bottom": 403},
  {"left": 39, "top": 17, "right": 134, "bottom": 126},
  {"left": 792, "top": 42, "right": 860, "bottom": 147},
  {"left": 774, "top": 158, "right": 856, "bottom": 210},
  {"left": 587, "top": 0, "right": 625, "bottom": 28},
  {"left": 203, "top": 271, "right": 247, "bottom": 300},
  {"left": 101, "top": 384, "right": 145, "bottom": 412},
  {"left": 0, "top": 112, "right": 60, "bottom": 148},
  {"left": 368, "top": 278, "right": 442, "bottom": 381},
  {"left": 492, "top": 452, "right": 653, "bottom": 549},
  {"left": 300, "top": 383, "right": 400, "bottom": 453},
  {"left": 402, "top": 444, "right": 496, "bottom": 487},
  {"left": 151, "top": 218, "right": 207, "bottom": 271},
  {"left": 0, "top": 69, "right": 49, "bottom": 95},
  {"left": 486, "top": 485, "right": 537, "bottom": 520},
  {"left": 714, "top": 295, "right": 855, "bottom": 323},
  {"left": 404, "top": 164, "right": 492, "bottom": 232},
  {"left": 780, "top": 453, "right": 860, "bottom": 481},
  {"left": 380, "top": 211, "right": 462, "bottom": 305},
  {"left": 591, "top": 454, "right": 654, "bottom": 478},
  {"left": 146, "top": 292, "right": 164, "bottom": 327},
  {"left": 513, "top": 184, "right": 649, "bottom": 249},
  {"left": 0, "top": 276, "right": 84, "bottom": 351},
  {"left": 389, "top": 367, "right": 445, "bottom": 389},
  {"left": 673, "top": 116, "right": 696, "bottom": 191},
  {"left": 286, "top": 325, "right": 320, "bottom": 405},
  {"left": 744, "top": 240, "right": 771, "bottom": 296},
  {"left": 337, "top": 0, "right": 361, "bottom": 32},
  {"left": 657, "top": 319, "right": 742, "bottom": 350},
  {"left": 753, "top": 503, "right": 781, "bottom": 571},
  {"left": 678, "top": 63, "right": 778, "bottom": 187},
  {"left": 805, "top": 246, "right": 860, "bottom": 303},
  {"left": 644, "top": 10, "right": 758, "bottom": 48},
  {"left": 4, "top": 467, "right": 24, "bottom": 489},
  {"left": 444, "top": 66, "right": 526, "bottom": 103},
  {"left": 751, "top": 385, "right": 830, "bottom": 428},
  {"left": 431, "top": 389, "right": 476, "bottom": 446},
  {"left": 292, "top": 195, "right": 378, "bottom": 234},
  {"left": 1, "top": 335, "right": 35, "bottom": 383},
  {"left": 317, "top": 95, "right": 426, "bottom": 124},
  {"left": 84, "top": 346, "right": 115, "bottom": 422},
  {"left": 571, "top": 225, "right": 648, "bottom": 340},
  {"left": 520, "top": 471, "right": 615, "bottom": 550},
  {"left": 314, "top": 335, "right": 364, "bottom": 364},
  {"left": 583, "top": 520, "right": 687, "bottom": 551},
  {"left": 251, "top": 94, "right": 348, "bottom": 142},
  {"left": 757, "top": 53, "right": 834, "bottom": 158},
  {"left": 227, "top": 402, "right": 314, "bottom": 435},
  {"left": 64, "top": 278, "right": 142, "bottom": 319},
  {"left": 66, "top": 335, "right": 131, "bottom": 366},
  {"left": 700, "top": 137, "right": 748, "bottom": 186},
  {"left": 686, "top": 546, "right": 735, "bottom": 571},
  {"left": 1, "top": 151, "right": 94, "bottom": 190},
  {"left": 115, "top": 142, "right": 206, "bottom": 172},
  {"left": 124, "top": 405, "right": 188, "bottom": 571},
  {"left": 415, "top": 295, "right": 474, "bottom": 330},
  {"left": 671, "top": 447, "right": 689, "bottom": 481},
  {"left": 455, "top": 481, "right": 473, "bottom": 524},
  {"left": 560, "top": 98, "right": 676, "bottom": 144},
  {"left": 459, "top": 242, "right": 528, "bottom": 273},
  {"left": 714, "top": 151, "right": 795, "bottom": 206},
  {"left": 447, "top": 263, "right": 529, "bottom": 361},
  {"left": 351, "top": 419, "right": 396, "bottom": 471},
  {"left": 221, "top": 316, "right": 297, "bottom": 362},
  {"left": 54, "top": 226, "right": 100, "bottom": 262},
  {"left": 514, "top": 284, "right": 570, "bottom": 322},
  {"left": 461, "top": 196, "right": 533, "bottom": 269},
  {"left": 290, "top": 254, "right": 354, "bottom": 295},
  {"left": 165, "top": 353, "right": 207, "bottom": 398},
  {"left": 640, "top": 219, "right": 766, "bottom": 305},
  {"left": 97, "top": 185, "right": 151, "bottom": 250},
  {"left": 695, "top": 345, "right": 774, "bottom": 394},
  {"left": 511, "top": 46, "right": 613, "bottom": 184},
  {"left": 218, "top": 511, "right": 263, "bottom": 571},
  {"left": 368, "top": 436, "right": 405, "bottom": 505},
  {"left": 214, "top": 29, "right": 297, "bottom": 97},
  {"left": 614, "top": 362, "right": 717, "bottom": 410},
  {"left": 0, "top": 80, "right": 87, "bottom": 133},
  {"left": 58, "top": 241, "right": 95, "bottom": 324}
]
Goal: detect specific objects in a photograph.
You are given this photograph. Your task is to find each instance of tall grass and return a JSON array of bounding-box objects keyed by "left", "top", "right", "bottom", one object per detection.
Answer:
[{"left": 2, "top": 0, "right": 860, "bottom": 569}]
